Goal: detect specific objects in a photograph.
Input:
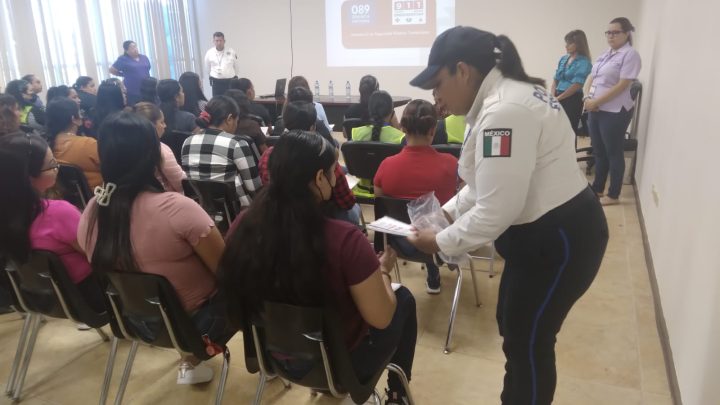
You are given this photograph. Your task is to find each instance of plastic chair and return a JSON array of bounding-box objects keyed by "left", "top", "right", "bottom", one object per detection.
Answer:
[
  {"left": 103, "top": 271, "right": 230, "bottom": 405},
  {"left": 374, "top": 195, "right": 483, "bottom": 354},
  {"left": 248, "top": 301, "right": 413, "bottom": 405},
  {"left": 4, "top": 250, "right": 112, "bottom": 402},
  {"left": 186, "top": 180, "right": 241, "bottom": 234},
  {"left": 56, "top": 163, "right": 93, "bottom": 209},
  {"left": 161, "top": 130, "right": 192, "bottom": 165},
  {"left": 341, "top": 118, "right": 373, "bottom": 141}
]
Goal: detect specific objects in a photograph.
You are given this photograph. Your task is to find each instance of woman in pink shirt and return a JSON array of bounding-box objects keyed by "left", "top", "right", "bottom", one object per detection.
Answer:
[
  {"left": 0, "top": 133, "right": 104, "bottom": 312},
  {"left": 77, "top": 112, "right": 232, "bottom": 385},
  {"left": 132, "top": 102, "right": 186, "bottom": 193}
]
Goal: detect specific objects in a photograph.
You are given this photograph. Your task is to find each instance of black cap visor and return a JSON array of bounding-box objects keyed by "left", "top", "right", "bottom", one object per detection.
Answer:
[{"left": 409, "top": 65, "right": 442, "bottom": 90}]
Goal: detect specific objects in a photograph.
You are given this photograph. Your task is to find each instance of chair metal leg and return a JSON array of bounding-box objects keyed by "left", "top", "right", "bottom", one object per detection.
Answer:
[
  {"left": 443, "top": 267, "right": 463, "bottom": 354},
  {"left": 386, "top": 363, "right": 414, "bottom": 405},
  {"left": 394, "top": 260, "right": 401, "bottom": 283},
  {"left": 214, "top": 347, "right": 231, "bottom": 405},
  {"left": 372, "top": 389, "right": 382, "bottom": 404},
  {"left": 468, "top": 260, "right": 481, "bottom": 307},
  {"left": 253, "top": 372, "right": 267, "bottom": 405},
  {"left": 95, "top": 327, "right": 110, "bottom": 342},
  {"left": 5, "top": 313, "right": 33, "bottom": 397},
  {"left": 12, "top": 314, "right": 42, "bottom": 401},
  {"left": 99, "top": 337, "right": 119, "bottom": 405},
  {"left": 114, "top": 340, "right": 139, "bottom": 405}
]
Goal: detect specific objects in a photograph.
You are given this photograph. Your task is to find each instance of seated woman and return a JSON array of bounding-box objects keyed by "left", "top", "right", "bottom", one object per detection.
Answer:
[
  {"left": 259, "top": 102, "right": 360, "bottom": 225},
  {"left": 0, "top": 94, "right": 22, "bottom": 137},
  {"left": 73, "top": 76, "right": 97, "bottom": 113},
  {"left": 78, "top": 112, "right": 233, "bottom": 384},
  {"left": 5, "top": 79, "right": 46, "bottom": 131},
  {"left": 344, "top": 74, "right": 378, "bottom": 121},
  {"left": 219, "top": 131, "right": 416, "bottom": 404},
  {"left": 224, "top": 89, "right": 268, "bottom": 154},
  {"left": 374, "top": 99, "right": 459, "bottom": 293},
  {"left": 0, "top": 133, "right": 105, "bottom": 312},
  {"left": 272, "top": 87, "right": 335, "bottom": 145},
  {"left": 139, "top": 77, "right": 159, "bottom": 104},
  {"left": 350, "top": 90, "right": 404, "bottom": 199},
  {"left": 181, "top": 96, "right": 262, "bottom": 207},
  {"left": 227, "top": 78, "right": 272, "bottom": 126},
  {"left": 89, "top": 80, "right": 127, "bottom": 136},
  {"left": 46, "top": 85, "right": 82, "bottom": 106},
  {"left": 158, "top": 79, "right": 199, "bottom": 136},
  {"left": 179, "top": 72, "right": 208, "bottom": 117},
  {"left": 133, "top": 102, "right": 186, "bottom": 193},
  {"left": 288, "top": 75, "right": 332, "bottom": 132},
  {"left": 46, "top": 98, "right": 103, "bottom": 189}
]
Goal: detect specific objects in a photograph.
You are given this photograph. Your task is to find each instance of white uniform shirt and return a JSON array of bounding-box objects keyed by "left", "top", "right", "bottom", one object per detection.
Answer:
[
  {"left": 436, "top": 68, "right": 588, "bottom": 257},
  {"left": 204, "top": 47, "right": 241, "bottom": 79}
]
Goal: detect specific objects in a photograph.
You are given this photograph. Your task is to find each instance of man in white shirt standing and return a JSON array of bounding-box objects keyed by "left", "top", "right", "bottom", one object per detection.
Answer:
[{"left": 204, "top": 32, "right": 241, "bottom": 97}]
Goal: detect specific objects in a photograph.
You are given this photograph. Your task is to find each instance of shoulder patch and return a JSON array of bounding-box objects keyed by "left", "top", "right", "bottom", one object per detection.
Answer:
[{"left": 482, "top": 128, "right": 512, "bottom": 158}]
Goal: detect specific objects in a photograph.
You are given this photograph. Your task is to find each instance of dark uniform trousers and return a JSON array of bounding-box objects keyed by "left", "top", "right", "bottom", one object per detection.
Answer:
[{"left": 494, "top": 186, "right": 609, "bottom": 405}]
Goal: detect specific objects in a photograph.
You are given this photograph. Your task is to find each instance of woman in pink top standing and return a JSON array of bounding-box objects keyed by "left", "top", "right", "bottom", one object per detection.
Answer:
[
  {"left": 583, "top": 17, "right": 642, "bottom": 205},
  {"left": 0, "top": 133, "right": 105, "bottom": 312},
  {"left": 78, "top": 112, "right": 233, "bottom": 385}
]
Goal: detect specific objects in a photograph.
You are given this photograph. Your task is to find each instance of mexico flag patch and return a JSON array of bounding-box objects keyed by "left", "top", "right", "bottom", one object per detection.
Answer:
[{"left": 483, "top": 128, "right": 512, "bottom": 158}]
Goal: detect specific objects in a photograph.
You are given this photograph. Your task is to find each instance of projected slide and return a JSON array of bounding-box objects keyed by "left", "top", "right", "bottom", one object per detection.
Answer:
[{"left": 326, "top": 0, "right": 456, "bottom": 67}]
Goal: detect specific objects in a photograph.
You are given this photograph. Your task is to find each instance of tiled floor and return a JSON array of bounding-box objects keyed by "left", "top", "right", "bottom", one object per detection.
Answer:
[{"left": 0, "top": 144, "right": 673, "bottom": 404}]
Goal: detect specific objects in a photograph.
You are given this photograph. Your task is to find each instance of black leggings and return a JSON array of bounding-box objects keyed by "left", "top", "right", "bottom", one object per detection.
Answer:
[
  {"left": 556, "top": 90, "right": 584, "bottom": 136},
  {"left": 495, "top": 186, "right": 609, "bottom": 405}
]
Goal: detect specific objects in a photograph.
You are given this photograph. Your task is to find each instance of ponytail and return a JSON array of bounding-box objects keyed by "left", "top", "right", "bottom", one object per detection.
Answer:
[
  {"left": 371, "top": 118, "right": 383, "bottom": 142},
  {"left": 368, "top": 90, "right": 393, "bottom": 142},
  {"left": 495, "top": 35, "right": 546, "bottom": 87}
]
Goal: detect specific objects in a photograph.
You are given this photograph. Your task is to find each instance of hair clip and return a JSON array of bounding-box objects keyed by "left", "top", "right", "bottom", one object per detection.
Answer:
[{"left": 94, "top": 182, "right": 117, "bottom": 207}]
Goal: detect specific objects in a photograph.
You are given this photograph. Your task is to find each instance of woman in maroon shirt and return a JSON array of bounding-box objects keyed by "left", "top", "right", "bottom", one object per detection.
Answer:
[{"left": 220, "top": 131, "right": 417, "bottom": 404}]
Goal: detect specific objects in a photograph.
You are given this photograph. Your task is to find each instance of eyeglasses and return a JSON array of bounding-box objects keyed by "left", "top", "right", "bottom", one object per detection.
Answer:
[
  {"left": 605, "top": 30, "right": 625, "bottom": 37},
  {"left": 41, "top": 161, "right": 59, "bottom": 172}
]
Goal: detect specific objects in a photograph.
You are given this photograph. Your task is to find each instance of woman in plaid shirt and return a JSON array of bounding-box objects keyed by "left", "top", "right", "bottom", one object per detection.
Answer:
[{"left": 181, "top": 96, "right": 262, "bottom": 206}]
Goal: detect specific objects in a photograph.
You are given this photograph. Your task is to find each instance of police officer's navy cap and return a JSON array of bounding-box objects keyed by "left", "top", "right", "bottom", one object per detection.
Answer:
[{"left": 410, "top": 26, "right": 498, "bottom": 90}]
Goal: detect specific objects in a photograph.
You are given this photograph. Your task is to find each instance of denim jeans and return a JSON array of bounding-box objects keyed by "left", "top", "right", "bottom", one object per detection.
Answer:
[
  {"left": 388, "top": 236, "right": 440, "bottom": 286},
  {"left": 587, "top": 108, "right": 633, "bottom": 198}
]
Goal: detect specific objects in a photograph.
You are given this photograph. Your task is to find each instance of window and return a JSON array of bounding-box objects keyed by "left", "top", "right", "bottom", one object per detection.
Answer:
[{"left": 0, "top": 0, "right": 20, "bottom": 89}]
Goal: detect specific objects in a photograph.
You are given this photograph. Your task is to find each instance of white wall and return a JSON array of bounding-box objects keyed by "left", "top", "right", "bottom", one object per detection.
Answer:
[
  {"left": 634, "top": 0, "right": 720, "bottom": 404},
  {"left": 192, "top": 0, "right": 640, "bottom": 104}
]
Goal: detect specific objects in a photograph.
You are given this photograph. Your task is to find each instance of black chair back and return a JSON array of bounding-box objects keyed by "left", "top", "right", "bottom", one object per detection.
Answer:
[
  {"left": 432, "top": 144, "right": 462, "bottom": 159},
  {"left": 250, "top": 302, "right": 392, "bottom": 404},
  {"left": 248, "top": 114, "right": 264, "bottom": 126},
  {"left": 265, "top": 135, "right": 281, "bottom": 147},
  {"left": 161, "top": 130, "right": 192, "bottom": 165},
  {"left": 340, "top": 141, "right": 403, "bottom": 181},
  {"left": 186, "top": 180, "right": 241, "bottom": 233},
  {"left": 5, "top": 250, "right": 108, "bottom": 327},
  {"left": 56, "top": 164, "right": 93, "bottom": 209},
  {"left": 342, "top": 119, "right": 373, "bottom": 141},
  {"left": 104, "top": 271, "right": 209, "bottom": 359}
]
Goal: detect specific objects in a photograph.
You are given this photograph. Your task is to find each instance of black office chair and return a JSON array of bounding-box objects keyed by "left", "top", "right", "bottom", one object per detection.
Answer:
[
  {"left": 162, "top": 130, "right": 193, "bottom": 165},
  {"left": 432, "top": 144, "right": 462, "bottom": 159},
  {"left": 103, "top": 271, "right": 230, "bottom": 405},
  {"left": 342, "top": 118, "right": 373, "bottom": 141},
  {"left": 56, "top": 163, "right": 93, "bottom": 209},
  {"left": 181, "top": 178, "right": 199, "bottom": 202},
  {"left": 248, "top": 301, "right": 413, "bottom": 405},
  {"left": 374, "top": 196, "right": 480, "bottom": 354},
  {"left": 4, "top": 250, "right": 112, "bottom": 402},
  {"left": 265, "top": 135, "right": 281, "bottom": 147},
  {"left": 186, "top": 179, "right": 241, "bottom": 234},
  {"left": 2, "top": 260, "right": 33, "bottom": 400}
]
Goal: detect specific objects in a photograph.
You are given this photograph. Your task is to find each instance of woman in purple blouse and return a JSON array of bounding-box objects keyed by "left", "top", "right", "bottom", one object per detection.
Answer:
[
  {"left": 583, "top": 17, "right": 641, "bottom": 206},
  {"left": 110, "top": 40, "right": 151, "bottom": 106}
]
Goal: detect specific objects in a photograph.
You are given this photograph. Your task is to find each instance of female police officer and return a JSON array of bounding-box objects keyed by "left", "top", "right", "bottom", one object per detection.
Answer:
[{"left": 408, "top": 26, "right": 609, "bottom": 405}]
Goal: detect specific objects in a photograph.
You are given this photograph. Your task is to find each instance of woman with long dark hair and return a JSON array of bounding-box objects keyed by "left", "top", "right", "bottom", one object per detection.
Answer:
[
  {"left": 158, "top": 79, "right": 198, "bottom": 137},
  {"left": 550, "top": 30, "right": 592, "bottom": 135},
  {"left": 139, "top": 77, "right": 159, "bottom": 104},
  {"left": 78, "top": 111, "right": 232, "bottom": 384},
  {"left": 584, "top": 17, "right": 642, "bottom": 205},
  {"left": 344, "top": 74, "right": 378, "bottom": 120},
  {"left": 5, "top": 79, "right": 46, "bottom": 131},
  {"left": 91, "top": 80, "right": 126, "bottom": 134},
  {"left": 178, "top": 72, "right": 208, "bottom": 117},
  {"left": 408, "top": 26, "right": 608, "bottom": 404},
  {"left": 73, "top": 76, "right": 97, "bottom": 112},
  {"left": 132, "top": 102, "right": 186, "bottom": 193},
  {"left": 46, "top": 85, "right": 82, "bottom": 106},
  {"left": 46, "top": 98, "right": 103, "bottom": 188},
  {"left": 0, "top": 94, "right": 21, "bottom": 136},
  {"left": 0, "top": 133, "right": 104, "bottom": 311},
  {"left": 219, "top": 131, "right": 417, "bottom": 404},
  {"left": 224, "top": 89, "right": 267, "bottom": 153},
  {"left": 351, "top": 90, "right": 403, "bottom": 143}
]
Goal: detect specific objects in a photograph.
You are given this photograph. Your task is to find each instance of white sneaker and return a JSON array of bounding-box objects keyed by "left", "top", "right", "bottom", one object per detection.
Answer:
[
  {"left": 76, "top": 323, "right": 92, "bottom": 330},
  {"left": 426, "top": 281, "right": 441, "bottom": 295},
  {"left": 177, "top": 361, "right": 214, "bottom": 385}
]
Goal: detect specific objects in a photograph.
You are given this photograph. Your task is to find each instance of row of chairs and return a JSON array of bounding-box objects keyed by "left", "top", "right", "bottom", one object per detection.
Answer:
[{"left": 3, "top": 250, "right": 412, "bottom": 404}]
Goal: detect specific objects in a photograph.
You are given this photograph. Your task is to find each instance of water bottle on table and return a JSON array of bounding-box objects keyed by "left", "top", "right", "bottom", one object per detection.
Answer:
[
  {"left": 328, "top": 80, "right": 334, "bottom": 97},
  {"left": 345, "top": 81, "right": 351, "bottom": 99},
  {"left": 314, "top": 80, "right": 320, "bottom": 97}
]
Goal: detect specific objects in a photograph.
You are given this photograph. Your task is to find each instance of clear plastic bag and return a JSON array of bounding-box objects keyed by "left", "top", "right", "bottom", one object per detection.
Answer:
[{"left": 407, "top": 192, "right": 469, "bottom": 265}]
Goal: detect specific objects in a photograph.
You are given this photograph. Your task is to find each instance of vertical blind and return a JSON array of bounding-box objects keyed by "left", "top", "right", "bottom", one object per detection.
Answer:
[
  {"left": 8, "top": 0, "right": 200, "bottom": 89},
  {"left": 0, "top": 0, "right": 20, "bottom": 89}
]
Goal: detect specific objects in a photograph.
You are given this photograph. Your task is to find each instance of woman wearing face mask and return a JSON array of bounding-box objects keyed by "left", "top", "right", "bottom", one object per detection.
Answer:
[
  {"left": 407, "top": 26, "right": 609, "bottom": 405},
  {"left": 110, "top": 40, "right": 152, "bottom": 105},
  {"left": 583, "top": 17, "right": 642, "bottom": 206},
  {"left": 220, "top": 131, "right": 417, "bottom": 404}
]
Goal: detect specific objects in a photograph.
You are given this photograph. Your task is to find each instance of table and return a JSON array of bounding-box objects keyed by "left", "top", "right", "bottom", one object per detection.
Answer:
[{"left": 255, "top": 95, "right": 412, "bottom": 131}]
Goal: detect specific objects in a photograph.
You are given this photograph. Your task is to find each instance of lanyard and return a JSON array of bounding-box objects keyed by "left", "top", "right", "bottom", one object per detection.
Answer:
[
  {"left": 593, "top": 49, "right": 623, "bottom": 80},
  {"left": 215, "top": 50, "right": 225, "bottom": 67}
]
